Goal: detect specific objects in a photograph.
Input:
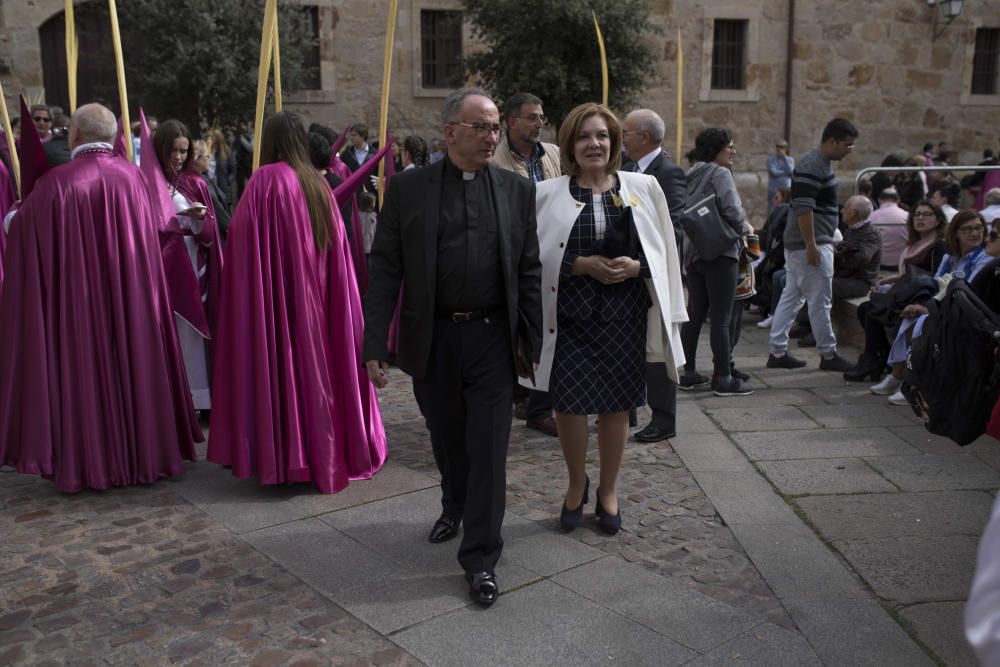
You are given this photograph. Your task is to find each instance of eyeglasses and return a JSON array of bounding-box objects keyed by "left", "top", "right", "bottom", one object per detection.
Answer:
[
  {"left": 510, "top": 114, "right": 546, "bottom": 124},
  {"left": 33, "top": 116, "right": 52, "bottom": 123},
  {"left": 452, "top": 122, "right": 503, "bottom": 138},
  {"left": 913, "top": 211, "right": 937, "bottom": 219},
  {"left": 958, "top": 224, "right": 985, "bottom": 234}
]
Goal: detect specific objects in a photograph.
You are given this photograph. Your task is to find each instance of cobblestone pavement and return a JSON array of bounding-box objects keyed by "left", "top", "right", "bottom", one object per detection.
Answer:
[{"left": 0, "top": 475, "right": 420, "bottom": 666}]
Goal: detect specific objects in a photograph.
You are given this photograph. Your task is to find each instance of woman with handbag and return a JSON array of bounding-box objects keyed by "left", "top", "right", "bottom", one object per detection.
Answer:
[
  {"left": 530, "top": 103, "right": 685, "bottom": 534},
  {"left": 678, "top": 128, "right": 754, "bottom": 396}
]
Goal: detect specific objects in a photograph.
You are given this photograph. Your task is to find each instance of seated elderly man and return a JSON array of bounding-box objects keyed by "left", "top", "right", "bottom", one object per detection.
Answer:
[
  {"left": 795, "top": 195, "right": 882, "bottom": 347},
  {"left": 982, "top": 188, "right": 1000, "bottom": 224}
]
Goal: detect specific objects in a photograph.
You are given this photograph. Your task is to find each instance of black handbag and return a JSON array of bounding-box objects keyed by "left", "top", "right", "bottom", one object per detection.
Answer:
[{"left": 679, "top": 166, "right": 739, "bottom": 261}]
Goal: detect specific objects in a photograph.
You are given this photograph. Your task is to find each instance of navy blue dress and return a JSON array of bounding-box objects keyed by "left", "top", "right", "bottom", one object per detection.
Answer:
[{"left": 550, "top": 179, "right": 651, "bottom": 415}]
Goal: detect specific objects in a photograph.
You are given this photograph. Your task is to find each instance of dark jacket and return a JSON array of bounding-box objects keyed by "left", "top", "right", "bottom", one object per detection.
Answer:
[
  {"left": 212, "top": 152, "right": 236, "bottom": 205},
  {"left": 363, "top": 160, "right": 542, "bottom": 379},
  {"left": 623, "top": 151, "right": 686, "bottom": 219},
  {"left": 834, "top": 220, "right": 882, "bottom": 285}
]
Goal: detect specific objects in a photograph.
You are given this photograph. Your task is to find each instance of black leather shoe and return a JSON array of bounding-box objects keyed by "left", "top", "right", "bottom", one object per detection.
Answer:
[
  {"left": 428, "top": 514, "right": 460, "bottom": 543},
  {"left": 632, "top": 424, "right": 676, "bottom": 443},
  {"left": 843, "top": 353, "right": 886, "bottom": 382},
  {"left": 466, "top": 570, "right": 499, "bottom": 607},
  {"left": 559, "top": 476, "right": 590, "bottom": 532},
  {"left": 594, "top": 489, "right": 622, "bottom": 535}
]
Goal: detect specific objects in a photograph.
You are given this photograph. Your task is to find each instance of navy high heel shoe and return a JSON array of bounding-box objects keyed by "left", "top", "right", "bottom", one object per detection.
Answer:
[
  {"left": 594, "top": 489, "right": 622, "bottom": 535},
  {"left": 559, "top": 476, "right": 590, "bottom": 532}
]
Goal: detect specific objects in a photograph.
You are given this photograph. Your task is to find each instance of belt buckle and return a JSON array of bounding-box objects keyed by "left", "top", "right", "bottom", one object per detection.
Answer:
[{"left": 452, "top": 311, "right": 471, "bottom": 322}]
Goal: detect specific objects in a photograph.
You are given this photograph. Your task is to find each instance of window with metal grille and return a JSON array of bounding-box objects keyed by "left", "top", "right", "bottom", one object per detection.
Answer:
[
  {"left": 421, "top": 10, "right": 463, "bottom": 89},
  {"left": 711, "top": 19, "right": 747, "bottom": 90},
  {"left": 972, "top": 27, "right": 999, "bottom": 95}
]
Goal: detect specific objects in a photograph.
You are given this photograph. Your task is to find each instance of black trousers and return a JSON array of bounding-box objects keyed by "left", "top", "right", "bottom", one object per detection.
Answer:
[
  {"left": 681, "top": 256, "right": 739, "bottom": 377},
  {"left": 412, "top": 316, "right": 513, "bottom": 574},
  {"left": 644, "top": 362, "right": 677, "bottom": 432}
]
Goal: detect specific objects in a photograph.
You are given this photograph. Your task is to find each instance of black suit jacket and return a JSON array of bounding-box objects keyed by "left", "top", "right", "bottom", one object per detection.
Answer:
[
  {"left": 340, "top": 147, "right": 372, "bottom": 173},
  {"left": 623, "top": 151, "right": 687, "bottom": 219},
  {"left": 363, "top": 160, "right": 543, "bottom": 380}
]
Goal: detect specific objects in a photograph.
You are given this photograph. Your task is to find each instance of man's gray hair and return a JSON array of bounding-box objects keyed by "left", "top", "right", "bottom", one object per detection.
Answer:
[
  {"left": 625, "top": 109, "right": 665, "bottom": 144},
  {"left": 442, "top": 87, "right": 493, "bottom": 125},
  {"left": 71, "top": 103, "right": 117, "bottom": 144},
  {"left": 846, "top": 195, "right": 873, "bottom": 220},
  {"left": 986, "top": 188, "right": 1000, "bottom": 207}
]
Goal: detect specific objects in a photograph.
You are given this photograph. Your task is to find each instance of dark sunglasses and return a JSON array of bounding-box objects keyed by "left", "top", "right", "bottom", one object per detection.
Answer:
[{"left": 33, "top": 116, "right": 52, "bottom": 123}]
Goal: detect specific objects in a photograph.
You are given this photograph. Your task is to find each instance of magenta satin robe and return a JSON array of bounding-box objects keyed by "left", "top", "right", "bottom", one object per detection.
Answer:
[
  {"left": 207, "top": 162, "right": 387, "bottom": 493},
  {"left": 0, "top": 151, "right": 202, "bottom": 492}
]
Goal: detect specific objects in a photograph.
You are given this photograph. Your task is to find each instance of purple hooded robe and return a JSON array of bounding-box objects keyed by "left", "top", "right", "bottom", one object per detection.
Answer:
[
  {"left": 0, "top": 147, "right": 202, "bottom": 492},
  {"left": 207, "top": 162, "right": 387, "bottom": 493}
]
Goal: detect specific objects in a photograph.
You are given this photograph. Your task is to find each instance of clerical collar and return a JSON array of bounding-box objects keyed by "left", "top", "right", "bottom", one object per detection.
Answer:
[
  {"left": 71, "top": 142, "right": 114, "bottom": 159},
  {"left": 443, "top": 156, "right": 481, "bottom": 181}
]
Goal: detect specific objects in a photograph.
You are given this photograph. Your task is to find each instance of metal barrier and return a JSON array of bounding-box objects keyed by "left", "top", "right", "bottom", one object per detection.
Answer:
[{"left": 855, "top": 164, "right": 1000, "bottom": 190}]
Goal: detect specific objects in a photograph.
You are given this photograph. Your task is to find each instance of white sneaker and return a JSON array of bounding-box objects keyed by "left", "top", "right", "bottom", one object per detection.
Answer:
[
  {"left": 870, "top": 374, "right": 903, "bottom": 395},
  {"left": 756, "top": 316, "right": 773, "bottom": 329},
  {"left": 888, "top": 389, "right": 908, "bottom": 406}
]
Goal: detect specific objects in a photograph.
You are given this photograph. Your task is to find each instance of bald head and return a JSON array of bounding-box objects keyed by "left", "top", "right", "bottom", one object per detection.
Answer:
[
  {"left": 69, "top": 103, "right": 117, "bottom": 149},
  {"left": 622, "top": 109, "right": 665, "bottom": 162},
  {"left": 844, "top": 195, "right": 873, "bottom": 224}
]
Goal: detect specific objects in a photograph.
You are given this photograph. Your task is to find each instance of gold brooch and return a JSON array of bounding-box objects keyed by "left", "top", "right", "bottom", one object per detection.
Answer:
[
  {"left": 629, "top": 195, "right": 639, "bottom": 207},
  {"left": 611, "top": 192, "right": 623, "bottom": 207}
]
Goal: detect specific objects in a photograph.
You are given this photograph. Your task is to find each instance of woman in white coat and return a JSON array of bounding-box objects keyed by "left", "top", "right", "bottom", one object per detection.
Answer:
[{"left": 527, "top": 103, "right": 686, "bottom": 535}]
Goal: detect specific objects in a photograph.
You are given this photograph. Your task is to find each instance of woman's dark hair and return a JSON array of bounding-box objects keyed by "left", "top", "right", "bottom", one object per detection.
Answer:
[
  {"left": 923, "top": 142, "right": 934, "bottom": 153},
  {"left": 153, "top": 119, "right": 197, "bottom": 177},
  {"left": 403, "top": 135, "right": 429, "bottom": 167},
  {"left": 934, "top": 180, "right": 960, "bottom": 208},
  {"left": 261, "top": 112, "right": 334, "bottom": 251},
  {"left": 881, "top": 153, "right": 904, "bottom": 168},
  {"left": 906, "top": 199, "right": 947, "bottom": 246},
  {"left": 310, "top": 124, "right": 339, "bottom": 147},
  {"left": 687, "top": 127, "right": 732, "bottom": 164},
  {"left": 945, "top": 209, "right": 986, "bottom": 257},
  {"left": 308, "top": 132, "right": 332, "bottom": 170}
]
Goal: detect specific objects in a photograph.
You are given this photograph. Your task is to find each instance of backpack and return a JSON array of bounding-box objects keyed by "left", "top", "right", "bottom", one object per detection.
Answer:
[{"left": 902, "top": 280, "right": 1000, "bottom": 445}]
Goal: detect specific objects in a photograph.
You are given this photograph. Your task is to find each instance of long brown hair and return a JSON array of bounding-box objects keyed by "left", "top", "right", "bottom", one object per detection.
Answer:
[
  {"left": 260, "top": 112, "right": 333, "bottom": 250},
  {"left": 153, "top": 119, "right": 197, "bottom": 178},
  {"left": 905, "top": 199, "right": 947, "bottom": 246},
  {"left": 208, "top": 127, "right": 231, "bottom": 161}
]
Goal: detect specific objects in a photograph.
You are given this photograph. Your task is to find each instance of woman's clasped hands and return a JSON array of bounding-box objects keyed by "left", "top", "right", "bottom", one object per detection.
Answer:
[{"left": 573, "top": 255, "right": 640, "bottom": 284}]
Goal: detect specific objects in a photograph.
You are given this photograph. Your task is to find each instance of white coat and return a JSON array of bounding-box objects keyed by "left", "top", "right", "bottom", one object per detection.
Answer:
[{"left": 521, "top": 172, "right": 688, "bottom": 392}]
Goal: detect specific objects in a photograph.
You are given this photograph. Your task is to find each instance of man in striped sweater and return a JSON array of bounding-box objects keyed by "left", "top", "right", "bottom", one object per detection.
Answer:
[{"left": 766, "top": 118, "right": 859, "bottom": 371}]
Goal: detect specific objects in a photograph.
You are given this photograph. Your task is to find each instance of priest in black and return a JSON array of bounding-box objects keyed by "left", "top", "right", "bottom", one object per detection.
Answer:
[{"left": 363, "top": 88, "right": 542, "bottom": 607}]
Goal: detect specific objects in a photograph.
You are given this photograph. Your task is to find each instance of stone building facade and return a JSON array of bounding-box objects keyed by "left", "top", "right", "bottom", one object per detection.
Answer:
[{"left": 1, "top": 0, "right": 998, "bottom": 223}]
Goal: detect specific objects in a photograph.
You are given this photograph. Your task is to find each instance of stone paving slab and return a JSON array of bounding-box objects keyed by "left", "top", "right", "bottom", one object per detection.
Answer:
[
  {"left": 682, "top": 621, "right": 822, "bottom": 667},
  {"left": 756, "top": 458, "right": 898, "bottom": 495},
  {"left": 692, "top": 471, "right": 801, "bottom": 526},
  {"left": 806, "top": 382, "right": 891, "bottom": 405},
  {"left": 704, "top": 406, "right": 817, "bottom": 432},
  {"left": 799, "top": 403, "right": 916, "bottom": 428},
  {"left": 675, "top": 403, "right": 722, "bottom": 434},
  {"left": 782, "top": 598, "right": 936, "bottom": 667},
  {"left": 168, "top": 463, "right": 314, "bottom": 534},
  {"left": 390, "top": 580, "right": 698, "bottom": 667},
  {"left": 552, "top": 556, "right": 763, "bottom": 653},
  {"left": 245, "top": 515, "right": 539, "bottom": 635},
  {"left": 834, "top": 535, "right": 980, "bottom": 604},
  {"left": 730, "top": 428, "right": 919, "bottom": 460},
  {"left": 865, "top": 454, "right": 1000, "bottom": 492},
  {"left": 685, "top": 389, "right": 824, "bottom": 410},
  {"left": 795, "top": 491, "right": 994, "bottom": 540},
  {"left": 668, "top": 433, "right": 752, "bottom": 473},
  {"left": 727, "top": 521, "right": 870, "bottom": 601},
  {"left": 899, "top": 601, "right": 978, "bottom": 667},
  {"left": 752, "top": 369, "right": 850, "bottom": 389},
  {"left": 290, "top": 461, "right": 438, "bottom": 515}
]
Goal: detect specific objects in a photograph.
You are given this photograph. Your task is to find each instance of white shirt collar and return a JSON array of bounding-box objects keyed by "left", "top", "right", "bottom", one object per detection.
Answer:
[
  {"left": 636, "top": 147, "right": 662, "bottom": 174},
  {"left": 71, "top": 141, "right": 114, "bottom": 159}
]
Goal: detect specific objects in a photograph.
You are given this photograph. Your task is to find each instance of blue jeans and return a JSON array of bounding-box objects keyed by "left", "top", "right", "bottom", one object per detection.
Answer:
[{"left": 769, "top": 246, "right": 837, "bottom": 355}]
